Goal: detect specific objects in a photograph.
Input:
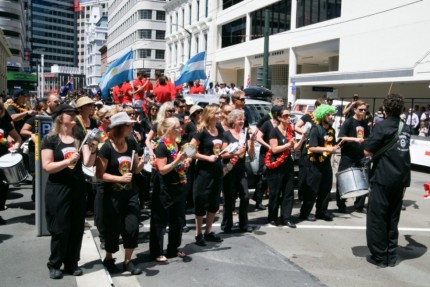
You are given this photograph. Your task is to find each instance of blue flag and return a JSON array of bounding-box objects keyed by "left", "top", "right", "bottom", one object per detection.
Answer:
[
  {"left": 175, "top": 52, "right": 207, "bottom": 86},
  {"left": 98, "top": 50, "right": 133, "bottom": 100},
  {"left": 60, "top": 79, "right": 73, "bottom": 97}
]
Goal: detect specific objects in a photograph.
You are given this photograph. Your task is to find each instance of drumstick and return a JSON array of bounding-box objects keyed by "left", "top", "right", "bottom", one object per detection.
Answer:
[
  {"left": 78, "top": 131, "right": 92, "bottom": 152},
  {"left": 388, "top": 82, "right": 393, "bottom": 94},
  {"left": 130, "top": 150, "right": 136, "bottom": 172}
]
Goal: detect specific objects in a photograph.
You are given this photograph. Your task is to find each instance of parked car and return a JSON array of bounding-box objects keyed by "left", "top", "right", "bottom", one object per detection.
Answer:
[
  {"left": 243, "top": 86, "right": 273, "bottom": 102},
  {"left": 186, "top": 94, "right": 272, "bottom": 187}
]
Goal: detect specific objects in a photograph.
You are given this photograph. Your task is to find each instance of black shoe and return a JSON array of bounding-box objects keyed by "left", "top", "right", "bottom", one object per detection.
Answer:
[
  {"left": 182, "top": 225, "right": 190, "bottom": 233},
  {"left": 255, "top": 203, "right": 266, "bottom": 210},
  {"left": 48, "top": 266, "right": 63, "bottom": 279},
  {"left": 283, "top": 220, "right": 297, "bottom": 228},
  {"left": 240, "top": 226, "right": 253, "bottom": 233},
  {"left": 195, "top": 233, "right": 207, "bottom": 246},
  {"left": 268, "top": 220, "right": 278, "bottom": 226},
  {"left": 354, "top": 207, "right": 367, "bottom": 214},
  {"left": 299, "top": 214, "right": 316, "bottom": 222},
  {"left": 103, "top": 258, "right": 121, "bottom": 274},
  {"left": 64, "top": 265, "right": 83, "bottom": 276},
  {"left": 123, "top": 261, "right": 142, "bottom": 275},
  {"left": 204, "top": 232, "right": 223, "bottom": 242},
  {"left": 316, "top": 213, "right": 333, "bottom": 221},
  {"left": 337, "top": 207, "right": 348, "bottom": 214},
  {"left": 366, "top": 255, "right": 387, "bottom": 268},
  {"left": 388, "top": 255, "right": 399, "bottom": 267},
  {"left": 0, "top": 216, "right": 6, "bottom": 225}
]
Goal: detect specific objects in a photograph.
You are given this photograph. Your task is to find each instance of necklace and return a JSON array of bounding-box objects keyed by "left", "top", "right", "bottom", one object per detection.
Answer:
[
  {"left": 9, "top": 102, "right": 29, "bottom": 113},
  {"left": 158, "top": 137, "right": 187, "bottom": 183},
  {"left": 0, "top": 129, "right": 12, "bottom": 148},
  {"left": 307, "top": 125, "right": 336, "bottom": 163},
  {"left": 264, "top": 124, "right": 293, "bottom": 169}
]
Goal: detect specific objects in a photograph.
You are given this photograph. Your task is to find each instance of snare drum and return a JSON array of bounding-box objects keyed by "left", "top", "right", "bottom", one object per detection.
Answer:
[
  {"left": 0, "top": 153, "right": 29, "bottom": 184},
  {"left": 82, "top": 165, "right": 97, "bottom": 187},
  {"left": 336, "top": 167, "right": 369, "bottom": 199}
]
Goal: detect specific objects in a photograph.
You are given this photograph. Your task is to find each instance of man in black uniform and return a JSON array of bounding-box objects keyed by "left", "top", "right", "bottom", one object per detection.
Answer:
[
  {"left": 336, "top": 100, "right": 370, "bottom": 213},
  {"left": 364, "top": 93, "right": 411, "bottom": 268}
]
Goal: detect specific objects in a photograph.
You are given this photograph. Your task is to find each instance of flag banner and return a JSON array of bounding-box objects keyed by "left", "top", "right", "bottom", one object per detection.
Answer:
[
  {"left": 98, "top": 50, "right": 133, "bottom": 99},
  {"left": 175, "top": 52, "right": 207, "bottom": 86},
  {"left": 60, "top": 78, "right": 73, "bottom": 97}
]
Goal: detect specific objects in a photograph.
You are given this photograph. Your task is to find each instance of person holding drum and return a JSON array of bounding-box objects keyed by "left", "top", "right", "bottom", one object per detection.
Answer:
[
  {"left": 336, "top": 100, "right": 370, "bottom": 214},
  {"left": 0, "top": 100, "right": 22, "bottom": 225},
  {"left": 189, "top": 104, "right": 224, "bottom": 246},
  {"left": 95, "top": 111, "right": 145, "bottom": 275},
  {"left": 150, "top": 117, "right": 192, "bottom": 262},
  {"left": 299, "top": 104, "right": 341, "bottom": 222},
  {"left": 266, "top": 107, "right": 304, "bottom": 227},
  {"left": 220, "top": 109, "right": 255, "bottom": 233},
  {"left": 41, "top": 104, "right": 98, "bottom": 279},
  {"left": 364, "top": 93, "right": 411, "bottom": 268}
]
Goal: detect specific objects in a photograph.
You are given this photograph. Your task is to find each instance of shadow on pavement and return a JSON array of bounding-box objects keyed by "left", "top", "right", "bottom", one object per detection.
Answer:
[
  {"left": 0, "top": 234, "right": 13, "bottom": 243},
  {"left": 6, "top": 213, "right": 35, "bottom": 225}
]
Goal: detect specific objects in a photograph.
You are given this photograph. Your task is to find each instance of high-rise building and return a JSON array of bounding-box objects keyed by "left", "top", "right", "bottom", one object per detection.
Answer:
[
  {"left": 75, "top": 0, "right": 108, "bottom": 77},
  {"left": 108, "top": 0, "right": 167, "bottom": 79},
  {"left": 0, "top": 0, "right": 27, "bottom": 71},
  {"left": 29, "top": 0, "right": 76, "bottom": 73}
]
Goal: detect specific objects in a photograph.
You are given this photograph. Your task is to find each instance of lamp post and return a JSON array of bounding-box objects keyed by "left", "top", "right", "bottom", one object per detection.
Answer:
[{"left": 33, "top": 49, "right": 45, "bottom": 99}]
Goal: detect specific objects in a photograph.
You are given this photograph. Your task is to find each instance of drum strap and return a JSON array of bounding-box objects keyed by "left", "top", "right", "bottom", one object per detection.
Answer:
[{"left": 372, "top": 122, "right": 404, "bottom": 160}]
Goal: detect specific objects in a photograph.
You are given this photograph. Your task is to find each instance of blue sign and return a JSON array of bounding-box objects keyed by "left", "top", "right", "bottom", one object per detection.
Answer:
[{"left": 40, "top": 122, "right": 52, "bottom": 137}]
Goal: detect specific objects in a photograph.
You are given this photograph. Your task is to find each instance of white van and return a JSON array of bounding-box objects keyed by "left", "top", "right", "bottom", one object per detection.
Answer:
[{"left": 292, "top": 99, "right": 350, "bottom": 137}]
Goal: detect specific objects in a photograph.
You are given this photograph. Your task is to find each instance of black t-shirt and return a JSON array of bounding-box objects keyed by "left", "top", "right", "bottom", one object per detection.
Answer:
[
  {"left": 41, "top": 134, "right": 84, "bottom": 184},
  {"left": 222, "top": 129, "right": 249, "bottom": 174},
  {"left": 299, "top": 113, "right": 315, "bottom": 156},
  {"left": 0, "top": 112, "right": 14, "bottom": 156},
  {"left": 308, "top": 124, "right": 336, "bottom": 165},
  {"left": 193, "top": 126, "right": 223, "bottom": 174},
  {"left": 154, "top": 141, "right": 181, "bottom": 184},
  {"left": 364, "top": 116, "right": 411, "bottom": 187},
  {"left": 256, "top": 114, "right": 271, "bottom": 129},
  {"left": 183, "top": 121, "right": 197, "bottom": 144},
  {"left": 76, "top": 117, "right": 98, "bottom": 139},
  {"left": 128, "top": 122, "right": 145, "bottom": 155},
  {"left": 339, "top": 117, "right": 370, "bottom": 163},
  {"left": 7, "top": 104, "right": 29, "bottom": 133},
  {"left": 98, "top": 138, "right": 137, "bottom": 179},
  {"left": 140, "top": 118, "right": 152, "bottom": 134},
  {"left": 268, "top": 126, "right": 294, "bottom": 170},
  {"left": 24, "top": 116, "right": 38, "bottom": 151},
  {"left": 259, "top": 120, "right": 275, "bottom": 156}
]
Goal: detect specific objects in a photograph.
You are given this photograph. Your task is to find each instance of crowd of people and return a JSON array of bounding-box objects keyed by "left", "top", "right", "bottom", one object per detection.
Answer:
[{"left": 0, "top": 76, "right": 414, "bottom": 278}]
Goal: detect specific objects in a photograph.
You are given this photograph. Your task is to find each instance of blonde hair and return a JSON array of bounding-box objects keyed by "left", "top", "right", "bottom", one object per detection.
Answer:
[
  {"left": 156, "top": 101, "right": 174, "bottom": 123},
  {"left": 227, "top": 109, "right": 245, "bottom": 128},
  {"left": 197, "top": 104, "right": 220, "bottom": 132},
  {"left": 46, "top": 115, "right": 80, "bottom": 150},
  {"left": 109, "top": 104, "right": 123, "bottom": 115},
  {"left": 157, "top": 117, "right": 179, "bottom": 138}
]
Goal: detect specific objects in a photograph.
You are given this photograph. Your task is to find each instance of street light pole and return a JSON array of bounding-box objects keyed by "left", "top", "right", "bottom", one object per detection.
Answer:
[{"left": 263, "top": 8, "right": 270, "bottom": 89}]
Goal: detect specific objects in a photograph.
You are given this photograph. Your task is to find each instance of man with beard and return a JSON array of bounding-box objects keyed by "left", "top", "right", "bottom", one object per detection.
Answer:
[
  {"left": 336, "top": 100, "right": 370, "bottom": 213},
  {"left": 299, "top": 104, "right": 341, "bottom": 222},
  {"left": 364, "top": 93, "right": 411, "bottom": 267}
]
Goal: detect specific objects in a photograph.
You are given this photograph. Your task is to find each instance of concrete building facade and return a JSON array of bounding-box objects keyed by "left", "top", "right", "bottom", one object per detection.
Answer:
[{"left": 165, "top": 0, "right": 430, "bottom": 107}]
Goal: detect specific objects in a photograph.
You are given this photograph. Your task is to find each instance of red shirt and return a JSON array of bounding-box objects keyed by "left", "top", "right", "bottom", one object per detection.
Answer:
[
  {"left": 167, "top": 81, "right": 176, "bottom": 100},
  {"left": 153, "top": 85, "right": 171, "bottom": 104},
  {"left": 112, "top": 85, "right": 123, "bottom": 104},
  {"left": 133, "top": 78, "right": 146, "bottom": 100},
  {"left": 121, "top": 82, "right": 133, "bottom": 104},
  {"left": 190, "top": 84, "right": 204, "bottom": 94},
  {"left": 146, "top": 80, "right": 153, "bottom": 94}
]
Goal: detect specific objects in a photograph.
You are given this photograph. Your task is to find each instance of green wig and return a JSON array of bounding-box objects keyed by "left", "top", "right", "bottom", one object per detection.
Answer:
[{"left": 314, "top": 104, "right": 337, "bottom": 122}]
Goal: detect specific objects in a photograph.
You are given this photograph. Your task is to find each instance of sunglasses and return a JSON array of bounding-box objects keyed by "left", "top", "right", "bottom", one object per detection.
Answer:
[
  {"left": 178, "top": 105, "right": 186, "bottom": 108},
  {"left": 281, "top": 114, "right": 291, "bottom": 119},
  {"left": 128, "top": 113, "right": 135, "bottom": 116},
  {"left": 167, "top": 109, "right": 175, "bottom": 113},
  {"left": 358, "top": 109, "right": 367, "bottom": 112},
  {"left": 194, "top": 110, "right": 202, "bottom": 115},
  {"left": 151, "top": 109, "right": 159, "bottom": 112},
  {"left": 104, "top": 116, "right": 110, "bottom": 120},
  {"left": 237, "top": 98, "right": 245, "bottom": 102}
]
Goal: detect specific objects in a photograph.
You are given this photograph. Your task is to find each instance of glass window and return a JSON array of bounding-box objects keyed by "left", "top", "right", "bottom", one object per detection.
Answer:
[
  {"left": 139, "top": 29, "right": 152, "bottom": 39},
  {"left": 221, "top": 17, "right": 246, "bottom": 48},
  {"left": 251, "top": 0, "right": 292, "bottom": 40},
  {"left": 155, "top": 50, "right": 165, "bottom": 59},
  {"left": 138, "top": 49, "right": 151, "bottom": 58},
  {"left": 139, "top": 10, "right": 152, "bottom": 19},
  {"left": 223, "top": 0, "right": 244, "bottom": 10},
  {"left": 297, "top": 0, "right": 341, "bottom": 28},
  {"left": 156, "top": 30, "right": 165, "bottom": 40},
  {"left": 156, "top": 11, "right": 165, "bottom": 21}
]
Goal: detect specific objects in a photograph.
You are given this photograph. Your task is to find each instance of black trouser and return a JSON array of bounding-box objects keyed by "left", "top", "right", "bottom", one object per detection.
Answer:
[
  {"left": 221, "top": 170, "right": 249, "bottom": 231},
  {"left": 45, "top": 181, "right": 86, "bottom": 269},
  {"left": 94, "top": 181, "right": 105, "bottom": 241},
  {"left": 267, "top": 162, "right": 294, "bottom": 223},
  {"left": 0, "top": 178, "right": 9, "bottom": 210},
  {"left": 103, "top": 187, "right": 140, "bottom": 253},
  {"left": 300, "top": 162, "right": 332, "bottom": 218},
  {"left": 84, "top": 180, "right": 95, "bottom": 214},
  {"left": 150, "top": 182, "right": 187, "bottom": 258},
  {"left": 367, "top": 182, "right": 404, "bottom": 264},
  {"left": 336, "top": 157, "right": 366, "bottom": 210},
  {"left": 252, "top": 154, "right": 268, "bottom": 204}
]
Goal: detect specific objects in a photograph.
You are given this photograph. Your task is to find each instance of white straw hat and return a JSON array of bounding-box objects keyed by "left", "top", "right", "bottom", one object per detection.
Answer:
[{"left": 109, "top": 111, "right": 136, "bottom": 128}]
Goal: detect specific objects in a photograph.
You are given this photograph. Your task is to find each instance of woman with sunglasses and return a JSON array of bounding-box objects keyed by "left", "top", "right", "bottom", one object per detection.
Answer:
[
  {"left": 189, "top": 104, "right": 224, "bottom": 246},
  {"left": 41, "top": 104, "right": 97, "bottom": 279},
  {"left": 266, "top": 107, "right": 304, "bottom": 228},
  {"left": 96, "top": 112, "right": 145, "bottom": 275},
  {"left": 335, "top": 100, "right": 370, "bottom": 213},
  {"left": 220, "top": 109, "right": 254, "bottom": 233},
  {"left": 150, "top": 117, "right": 191, "bottom": 262}
]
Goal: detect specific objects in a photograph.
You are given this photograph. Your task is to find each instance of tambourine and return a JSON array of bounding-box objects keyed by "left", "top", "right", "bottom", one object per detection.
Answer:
[{"left": 181, "top": 143, "right": 197, "bottom": 158}]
